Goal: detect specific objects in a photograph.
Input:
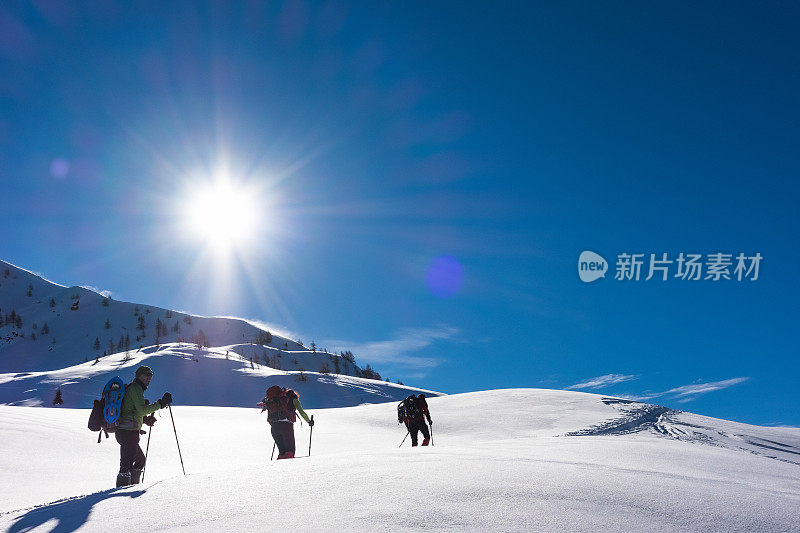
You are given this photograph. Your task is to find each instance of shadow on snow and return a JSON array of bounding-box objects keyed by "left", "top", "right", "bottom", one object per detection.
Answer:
[{"left": 7, "top": 488, "right": 146, "bottom": 533}]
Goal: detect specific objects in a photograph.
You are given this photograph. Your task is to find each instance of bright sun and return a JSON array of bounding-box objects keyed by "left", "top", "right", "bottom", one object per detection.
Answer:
[{"left": 182, "top": 180, "right": 262, "bottom": 251}]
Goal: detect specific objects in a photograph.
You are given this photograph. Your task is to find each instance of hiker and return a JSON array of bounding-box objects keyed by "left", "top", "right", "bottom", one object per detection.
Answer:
[
  {"left": 115, "top": 365, "right": 172, "bottom": 487},
  {"left": 400, "top": 393, "right": 433, "bottom": 447},
  {"left": 260, "top": 385, "right": 313, "bottom": 459}
]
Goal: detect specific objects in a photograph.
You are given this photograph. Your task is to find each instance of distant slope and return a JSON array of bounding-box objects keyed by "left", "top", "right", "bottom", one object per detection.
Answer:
[
  {"left": 0, "top": 343, "right": 441, "bottom": 409},
  {"left": 0, "top": 259, "right": 361, "bottom": 377}
]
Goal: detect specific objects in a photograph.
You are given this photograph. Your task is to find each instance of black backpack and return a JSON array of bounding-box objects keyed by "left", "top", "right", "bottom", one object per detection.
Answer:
[
  {"left": 397, "top": 395, "right": 422, "bottom": 423},
  {"left": 263, "top": 385, "right": 298, "bottom": 423}
]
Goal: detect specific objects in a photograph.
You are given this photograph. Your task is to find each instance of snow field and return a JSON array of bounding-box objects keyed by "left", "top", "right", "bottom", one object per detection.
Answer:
[{"left": 1, "top": 389, "right": 799, "bottom": 531}]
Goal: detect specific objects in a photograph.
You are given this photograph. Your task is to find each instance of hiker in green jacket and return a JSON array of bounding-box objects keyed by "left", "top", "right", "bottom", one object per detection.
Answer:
[{"left": 115, "top": 365, "right": 172, "bottom": 487}]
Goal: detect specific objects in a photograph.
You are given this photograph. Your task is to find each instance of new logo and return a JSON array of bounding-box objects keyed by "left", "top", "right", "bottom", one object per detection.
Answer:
[{"left": 578, "top": 251, "right": 607, "bottom": 283}]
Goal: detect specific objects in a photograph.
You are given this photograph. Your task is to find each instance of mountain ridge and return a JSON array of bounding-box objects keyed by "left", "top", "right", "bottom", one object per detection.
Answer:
[{"left": 0, "top": 259, "right": 421, "bottom": 408}]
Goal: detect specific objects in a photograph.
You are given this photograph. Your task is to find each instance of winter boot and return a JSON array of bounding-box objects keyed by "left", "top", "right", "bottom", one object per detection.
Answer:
[
  {"left": 277, "top": 451, "right": 295, "bottom": 459},
  {"left": 116, "top": 471, "right": 131, "bottom": 488},
  {"left": 422, "top": 437, "right": 430, "bottom": 446},
  {"left": 131, "top": 469, "right": 142, "bottom": 484}
]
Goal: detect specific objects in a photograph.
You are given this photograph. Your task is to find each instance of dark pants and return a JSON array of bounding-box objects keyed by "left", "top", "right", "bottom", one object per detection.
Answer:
[
  {"left": 116, "top": 429, "right": 146, "bottom": 473},
  {"left": 271, "top": 421, "right": 296, "bottom": 456},
  {"left": 407, "top": 419, "right": 430, "bottom": 446}
]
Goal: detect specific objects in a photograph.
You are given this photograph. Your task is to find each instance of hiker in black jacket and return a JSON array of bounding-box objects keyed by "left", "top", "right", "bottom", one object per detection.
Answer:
[{"left": 401, "top": 394, "right": 433, "bottom": 447}]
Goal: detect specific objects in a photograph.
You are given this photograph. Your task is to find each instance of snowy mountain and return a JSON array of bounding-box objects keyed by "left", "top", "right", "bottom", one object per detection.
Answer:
[
  {"left": 0, "top": 343, "right": 439, "bottom": 409},
  {"left": 0, "top": 259, "right": 423, "bottom": 409},
  {"left": 0, "top": 389, "right": 798, "bottom": 531},
  {"left": 0, "top": 259, "right": 348, "bottom": 370}
]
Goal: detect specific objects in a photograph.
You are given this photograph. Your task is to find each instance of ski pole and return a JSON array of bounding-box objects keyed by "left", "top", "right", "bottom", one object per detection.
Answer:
[
  {"left": 141, "top": 426, "right": 153, "bottom": 482},
  {"left": 308, "top": 415, "right": 314, "bottom": 457},
  {"left": 271, "top": 441, "right": 276, "bottom": 461},
  {"left": 167, "top": 404, "right": 186, "bottom": 475},
  {"left": 430, "top": 422, "right": 434, "bottom": 446},
  {"left": 399, "top": 431, "right": 409, "bottom": 448}
]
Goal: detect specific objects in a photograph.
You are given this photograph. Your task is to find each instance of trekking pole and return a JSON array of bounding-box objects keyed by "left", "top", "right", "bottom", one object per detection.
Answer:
[
  {"left": 141, "top": 426, "right": 153, "bottom": 482},
  {"left": 308, "top": 415, "right": 314, "bottom": 457},
  {"left": 167, "top": 404, "right": 186, "bottom": 475},
  {"left": 399, "top": 431, "right": 409, "bottom": 448}
]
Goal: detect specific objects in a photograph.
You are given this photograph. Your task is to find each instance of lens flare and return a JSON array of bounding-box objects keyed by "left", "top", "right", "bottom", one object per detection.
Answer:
[{"left": 426, "top": 255, "right": 464, "bottom": 298}]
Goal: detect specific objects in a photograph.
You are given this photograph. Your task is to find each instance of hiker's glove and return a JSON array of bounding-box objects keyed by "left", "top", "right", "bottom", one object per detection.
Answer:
[
  {"left": 428, "top": 419, "right": 433, "bottom": 426},
  {"left": 139, "top": 430, "right": 147, "bottom": 435},
  {"left": 308, "top": 418, "right": 315, "bottom": 427},
  {"left": 143, "top": 414, "right": 157, "bottom": 427},
  {"left": 160, "top": 392, "right": 173, "bottom": 407}
]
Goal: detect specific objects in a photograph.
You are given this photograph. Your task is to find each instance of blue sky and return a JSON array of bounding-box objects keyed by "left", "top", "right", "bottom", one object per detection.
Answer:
[{"left": 1, "top": 2, "right": 798, "bottom": 426}]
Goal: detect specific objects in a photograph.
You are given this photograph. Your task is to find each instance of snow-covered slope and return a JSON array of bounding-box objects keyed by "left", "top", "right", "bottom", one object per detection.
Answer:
[
  {"left": 0, "top": 343, "right": 440, "bottom": 409},
  {"left": 0, "top": 259, "right": 354, "bottom": 375},
  {"left": 0, "top": 389, "right": 798, "bottom": 531}
]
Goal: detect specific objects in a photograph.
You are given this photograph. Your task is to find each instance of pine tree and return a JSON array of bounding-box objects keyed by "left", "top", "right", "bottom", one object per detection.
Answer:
[
  {"left": 52, "top": 389, "right": 63, "bottom": 406},
  {"left": 165, "top": 309, "right": 173, "bottom": 319},
  {"left": 172, "top": 321, "right": 180, "bottom": 333},
  {"left": 104, "top": 318, "right": 111, "bottom": 329},
  {"left": 41, "top": 322, "right": 50, "bottom": 335},
  {"left": 93, "top": 337, "right": 100, "bottom": 350},
  {"left": 50, "top": 298, "right": 55, "bottom": 308},
  {"left": 26, "top": 283, "right": 33, "bottom": 297},
  {"left": 255, "top": 331, "right": 273, "bottom": 345},
  {"left": 192, "top": 330, "right": 209, "bottom": 350},
  {"left": 102, "top": 298, "right": 109, "bottom": 307}
]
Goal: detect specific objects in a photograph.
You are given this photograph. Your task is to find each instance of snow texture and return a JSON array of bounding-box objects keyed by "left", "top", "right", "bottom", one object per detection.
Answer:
[{"left": 0, "top": 389, "right": 798, "bottom": 532}]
